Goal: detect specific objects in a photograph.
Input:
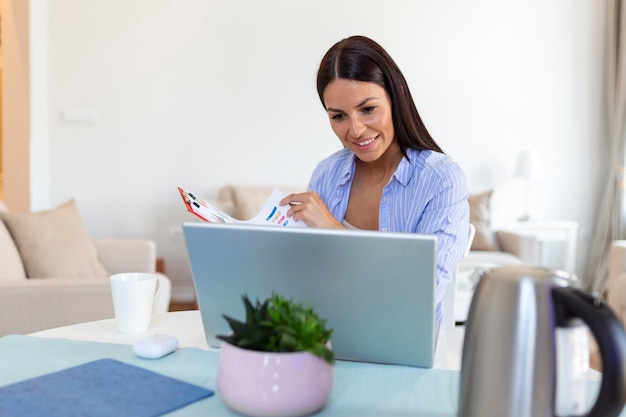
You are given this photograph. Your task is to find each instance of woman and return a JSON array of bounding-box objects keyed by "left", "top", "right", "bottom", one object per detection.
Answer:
[{"left": 280, "top": 36, "right": 469, "bottom": 325}]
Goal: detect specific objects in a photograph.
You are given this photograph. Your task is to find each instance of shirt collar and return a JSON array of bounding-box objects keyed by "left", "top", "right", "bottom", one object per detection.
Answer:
[
  {"left": 392, "top": 148, "right": 422, "bottom": 187},
  {"left": 338, "top": 151, "right": 356, "bottom": 187},
  {"left": 340, "top": 147, "right": 425, "bottom": 187}
]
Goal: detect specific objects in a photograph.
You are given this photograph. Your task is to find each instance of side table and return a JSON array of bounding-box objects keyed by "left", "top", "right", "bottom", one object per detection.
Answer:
[{"left": 498, "top": 221, "right": 579, "bottom": 274}]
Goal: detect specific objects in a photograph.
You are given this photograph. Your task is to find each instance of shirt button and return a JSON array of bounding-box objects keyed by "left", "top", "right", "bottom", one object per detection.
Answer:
[
  {"left": 383, "top": 197, "right": 388, "bottom": 202},
  {"left": 382, "top": 228, "right": 388, "bottom": 232}
]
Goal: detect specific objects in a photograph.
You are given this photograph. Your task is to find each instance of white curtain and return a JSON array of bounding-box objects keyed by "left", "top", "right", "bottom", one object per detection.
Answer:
[{"left": 586, "top": 0, "right": 626, "bottom": 294}]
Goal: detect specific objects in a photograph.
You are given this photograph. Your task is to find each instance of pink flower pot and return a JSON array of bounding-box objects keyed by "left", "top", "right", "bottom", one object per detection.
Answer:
[{"left": 217, "top": 342, "right": 334, "bottom": 417}]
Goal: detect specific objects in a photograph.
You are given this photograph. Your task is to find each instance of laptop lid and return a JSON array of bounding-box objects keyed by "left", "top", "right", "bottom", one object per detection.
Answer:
[{"left": 183, "top": 222, "right": 438, "bottom": 368}]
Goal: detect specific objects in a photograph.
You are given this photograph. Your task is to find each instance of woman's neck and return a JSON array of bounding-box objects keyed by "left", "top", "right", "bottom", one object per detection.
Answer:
[{"left": 355, "top": 141, "right": 403, "bottom": 183}]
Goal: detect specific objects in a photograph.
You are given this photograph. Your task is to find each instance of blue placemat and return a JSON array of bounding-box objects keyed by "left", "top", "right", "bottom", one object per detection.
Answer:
[{"left": 0, "top": 358, "right": 213, "bottom": 417}]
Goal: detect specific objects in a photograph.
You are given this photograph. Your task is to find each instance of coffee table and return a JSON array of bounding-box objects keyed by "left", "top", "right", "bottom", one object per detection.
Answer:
[
  {"left": 30, "top": 310, "right": 465, "bottom": 371},
  {"left": 31, "top": 310, "right": 208, "bottom": 349}
]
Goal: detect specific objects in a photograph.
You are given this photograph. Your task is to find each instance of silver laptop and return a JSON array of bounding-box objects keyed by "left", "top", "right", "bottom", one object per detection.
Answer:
[{"left": 183, "top": 222, "right": 438, "bottom": 368}]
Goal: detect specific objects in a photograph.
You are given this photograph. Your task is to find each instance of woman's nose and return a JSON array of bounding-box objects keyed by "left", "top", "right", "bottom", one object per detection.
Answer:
[{"left": 350, "top": 116, "right": 366, "bottom": 138}]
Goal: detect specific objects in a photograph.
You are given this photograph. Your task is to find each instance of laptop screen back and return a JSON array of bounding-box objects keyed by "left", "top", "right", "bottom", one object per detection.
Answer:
[{"left": 183, "top": 222, "right": 438, "bottom": 367}]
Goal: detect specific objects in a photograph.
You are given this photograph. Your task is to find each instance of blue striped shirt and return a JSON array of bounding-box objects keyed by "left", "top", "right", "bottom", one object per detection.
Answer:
[{"left": 307, "top": 147, "right": 470, "bottom": 325}]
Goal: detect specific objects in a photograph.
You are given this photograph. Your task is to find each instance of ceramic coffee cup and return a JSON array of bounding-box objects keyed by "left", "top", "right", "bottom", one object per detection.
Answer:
[{"left": 110, "top": 272, "right": 161, "bottom": 333}]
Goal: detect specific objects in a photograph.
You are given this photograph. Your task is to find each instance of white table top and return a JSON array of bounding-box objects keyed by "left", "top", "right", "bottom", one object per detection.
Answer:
[{"left": 30, "top": 310, "right": 466, "bottom": 371}]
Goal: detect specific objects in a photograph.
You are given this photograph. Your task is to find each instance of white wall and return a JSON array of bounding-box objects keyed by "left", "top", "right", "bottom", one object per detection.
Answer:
[{"left": 12, "top": 1, "right": 609, "bottom": 300}]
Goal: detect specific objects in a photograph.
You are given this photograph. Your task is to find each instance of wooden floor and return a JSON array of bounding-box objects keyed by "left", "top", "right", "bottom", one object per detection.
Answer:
[{"left": 168, "top": 301, "right": 198, "bottom": 312}]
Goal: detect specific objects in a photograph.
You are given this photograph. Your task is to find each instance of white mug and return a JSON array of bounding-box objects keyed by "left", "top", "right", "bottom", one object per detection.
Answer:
[{"left": 110, "top": 272, "right": 161, "bottom": 333}]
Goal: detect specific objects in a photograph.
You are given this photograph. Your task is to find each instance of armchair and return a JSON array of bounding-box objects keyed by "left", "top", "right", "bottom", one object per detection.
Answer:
[
  {"left": 607, "top": 240, "right": 626, "bottom": 324},
  {"left": 0, "top": 200, "right": 171, "bottom": 336},
  {"left": 0, "top": 239, "right": 171, "bottom": 336}
]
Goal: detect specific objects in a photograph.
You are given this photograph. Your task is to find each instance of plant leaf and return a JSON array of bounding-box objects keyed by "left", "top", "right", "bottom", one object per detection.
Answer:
[{"left": 220, "top": 292, "right": 335, "bottom": 364}]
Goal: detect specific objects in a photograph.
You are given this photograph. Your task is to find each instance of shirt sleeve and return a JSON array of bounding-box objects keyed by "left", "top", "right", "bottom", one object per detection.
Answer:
[{"left": 416, "top": 161, "right": 470, "bottom": 324}]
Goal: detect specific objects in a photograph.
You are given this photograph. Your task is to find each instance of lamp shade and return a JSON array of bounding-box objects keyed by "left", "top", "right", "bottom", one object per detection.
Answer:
[{"left": 514, "top": 149, "right": 544, "bottom": 180}]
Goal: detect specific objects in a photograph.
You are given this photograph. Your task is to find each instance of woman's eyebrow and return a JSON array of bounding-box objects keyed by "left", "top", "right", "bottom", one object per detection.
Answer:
[{"left": 326, "top": 97, "right": 378, "bottom": 113}]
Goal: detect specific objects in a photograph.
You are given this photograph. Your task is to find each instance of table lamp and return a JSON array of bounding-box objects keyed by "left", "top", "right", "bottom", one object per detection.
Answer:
[{"left": 515, "top": 148, "right": 544, "bottom": 221}]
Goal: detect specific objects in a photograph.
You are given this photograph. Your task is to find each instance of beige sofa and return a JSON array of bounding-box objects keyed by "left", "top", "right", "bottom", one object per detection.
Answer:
[
  {"left": 214, "top": 185, "right": 526, "bottom": 265},
  {"left": 213, "top": 185, "right": 535, "bottom": 324},
  {"left": 0, "top": 199, "right": 171, "bottom": 336}
]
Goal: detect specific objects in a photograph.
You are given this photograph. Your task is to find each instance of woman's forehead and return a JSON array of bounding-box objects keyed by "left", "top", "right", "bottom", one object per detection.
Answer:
[{"left": 323, "top": 79, "right": 389, "bottom": 109}]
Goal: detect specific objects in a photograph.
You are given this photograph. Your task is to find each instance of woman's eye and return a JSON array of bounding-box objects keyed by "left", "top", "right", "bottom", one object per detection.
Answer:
[
  {"left": 330, "top": 113, "right": 345, "bottom": 121},
  {"left": 362, "top": 106, "right": 376, "bottom": 113}
]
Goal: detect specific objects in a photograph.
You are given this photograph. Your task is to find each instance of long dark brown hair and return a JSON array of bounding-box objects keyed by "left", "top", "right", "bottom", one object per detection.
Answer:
[{"left": 317, "top": 35, "right": 444, "bottom": 157}]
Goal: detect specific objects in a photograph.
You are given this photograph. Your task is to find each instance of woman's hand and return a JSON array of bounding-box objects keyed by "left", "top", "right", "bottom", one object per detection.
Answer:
[{"left": 280, "top": 191, "right": 344, "bottom": 229}]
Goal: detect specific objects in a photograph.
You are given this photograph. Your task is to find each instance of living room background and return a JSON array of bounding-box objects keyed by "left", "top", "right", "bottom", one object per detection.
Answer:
[{"left": 1, "top": 1, "right": 607, "bottom": 301}]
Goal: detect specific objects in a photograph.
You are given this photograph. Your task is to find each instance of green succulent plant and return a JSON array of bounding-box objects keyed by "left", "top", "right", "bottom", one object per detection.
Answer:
[{"left": 217, "top": 292, "right": 335, "bottom": 364}]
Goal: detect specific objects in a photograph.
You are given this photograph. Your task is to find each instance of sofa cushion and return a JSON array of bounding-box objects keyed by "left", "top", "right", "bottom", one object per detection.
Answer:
[
  {"left": 0, "top": 211, "right": 27, "bottom": 280},
  {"left": 217, "top": 185, "right": 305, "bottom": 220},
  {"left": 0, "top": 200, "right": 109, "bottom": 278},
  {"left": 468, "top": 190, "right": 498, "bottom": 251},
  {"left": 217, "top": 185, "right": 267, "bottom": 219}
]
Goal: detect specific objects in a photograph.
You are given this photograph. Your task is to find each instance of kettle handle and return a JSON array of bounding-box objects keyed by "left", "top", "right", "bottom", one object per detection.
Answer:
[{"left": 552, "top": 287, "right": 626, "bottom": 417}]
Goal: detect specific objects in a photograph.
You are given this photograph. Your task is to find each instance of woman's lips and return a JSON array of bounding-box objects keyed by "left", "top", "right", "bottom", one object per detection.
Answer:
[{"left": 353, "top": 135, "right": 379, "bottom": 149}]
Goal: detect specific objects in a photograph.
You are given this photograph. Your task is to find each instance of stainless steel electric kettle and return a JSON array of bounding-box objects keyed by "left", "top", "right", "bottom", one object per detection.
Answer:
[{"left": 458, "top": 265, "right": 626, "bottom": 417}]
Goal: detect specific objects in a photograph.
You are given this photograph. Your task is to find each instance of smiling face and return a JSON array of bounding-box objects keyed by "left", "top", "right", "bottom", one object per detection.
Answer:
[{"left": 323, "top": 79, "right": 397, "bottom": 163}]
